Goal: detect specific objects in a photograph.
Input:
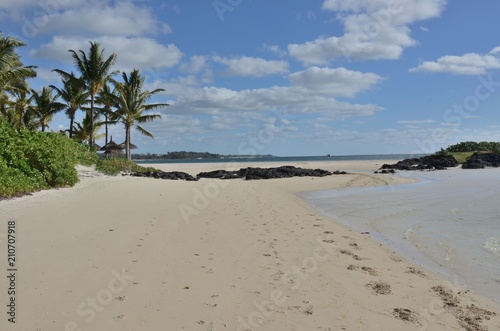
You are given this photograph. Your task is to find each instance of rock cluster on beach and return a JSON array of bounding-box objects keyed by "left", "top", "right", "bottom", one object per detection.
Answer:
[
  {"left": 379, "top": 154, "right": 459, "bottom": 171},
  {"left": 461, "top": 152, "right": 500, "bottom": 169},
  {"left": 127, "top": 166, "right": 347, "bottom": 181},
  {"left": 128, "top": 171, "right": 198, "bottom": 181},
  {"left": 198, "top": 166, "right": 346, "bottom": 180}
]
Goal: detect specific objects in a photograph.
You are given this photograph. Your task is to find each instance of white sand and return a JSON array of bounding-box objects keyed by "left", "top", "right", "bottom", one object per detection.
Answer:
[{"left": 0, "top": 160, "right": 498, "bottom": 330}]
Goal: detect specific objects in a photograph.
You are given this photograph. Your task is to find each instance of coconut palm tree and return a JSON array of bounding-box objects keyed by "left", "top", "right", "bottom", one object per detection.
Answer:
[
  {"left": 95, "top": 83, "right": 118, "bottom": 145},
  {"left": 50, "top": 74, "right": 89, "bottom": 138},
  {"left": 6, "top": 80, "right": 33, "bottom": 129},
  {"left": 112, "top": 69, "right": 168, "bottom": 160},
  {"left": 29, "top": 87, "right": 65, "bottom": 132},
  {"left": 54, "top": 41, "right": 117, "bottom": 146},
  {"left": 0, "top": 34, "right": 36, "bottom": 92},
  {"left": 72, "top": 111, "right": 105, "bottom": 145}
]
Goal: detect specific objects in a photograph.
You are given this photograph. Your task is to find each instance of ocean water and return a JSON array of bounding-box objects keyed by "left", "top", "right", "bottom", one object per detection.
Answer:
[
  {"left": 135, "top": 153, "right": 426, "bottom": 165},
  {"left": 301, "top": 168, "right": 500, "bottom": 304}
]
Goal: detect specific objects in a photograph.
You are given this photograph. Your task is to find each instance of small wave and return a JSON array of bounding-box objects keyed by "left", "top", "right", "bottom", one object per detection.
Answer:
[{"left": 484, "top": 237, "right": 500, "bottom": 257}]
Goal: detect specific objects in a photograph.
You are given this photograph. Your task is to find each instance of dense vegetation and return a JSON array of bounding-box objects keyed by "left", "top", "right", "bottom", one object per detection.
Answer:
[
  {"left": 96, "top": 158, "right": 159, "bottom": 175},
  {"left": 132, "top": 151, "right": 274, "bottom": 160},
  {"left": 1, "top": 34, "right": 165, "bottom": 161},
  {"left": 0, "top": 119, "right": 97, "bottom": 198},
  {"left": 436, "top": 141, "right": 500, "bottom": 163},
  {"left": 0, "top": 33, "right": 168, "bottom": 197},
  {"left": 439, "top": 141, "right": 500, "bottom": 153}
]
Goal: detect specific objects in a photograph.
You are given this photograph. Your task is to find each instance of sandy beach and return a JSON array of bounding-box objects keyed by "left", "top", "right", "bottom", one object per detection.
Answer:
[{"left": 1, "top": 160, "right": 499, "bottom": 331}]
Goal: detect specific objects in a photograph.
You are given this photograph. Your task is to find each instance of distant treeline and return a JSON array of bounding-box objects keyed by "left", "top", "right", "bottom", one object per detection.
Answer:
[
  {"left": 131, "top": 151, "right": 274, "bottom": 160},
  {"left": 439, "top": 141, "right": 500, "bottom": 153}
]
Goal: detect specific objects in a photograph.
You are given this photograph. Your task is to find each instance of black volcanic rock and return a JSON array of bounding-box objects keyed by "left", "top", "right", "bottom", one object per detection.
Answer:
[
  {"left": 197, "top": 169, "right": 243, "bottom": 179},
  {"left": 462, "top": 152, "right": 500, "bottom": 169},
  {"left": 197, "top": 165, "right": 343, "bottom": 180},
  {"left": 380, "top": 154, "right": 458, "bottom": 171},
  {"left": 240, "top": 166, "right": 333, "bottom": 180},
  {"left": 128, "top": 171, "right": 198, "bottom": 181}
]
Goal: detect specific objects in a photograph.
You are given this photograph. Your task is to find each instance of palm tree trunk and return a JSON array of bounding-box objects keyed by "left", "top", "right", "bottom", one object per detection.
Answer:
[
  {"left": 69, "top": 115, "right": 74, "bottom": 138},
  {"left": 105, "top": 111, "right": 109, "bottom": 145},
  {"left": 18, "top": 107, "right": 23, "bottom": 129},
  {"left": 126, "top": 125, "right": 131, "bottom": 160},
  {"left": 89, "top": 93, "right": 94, "bottom": 147}
]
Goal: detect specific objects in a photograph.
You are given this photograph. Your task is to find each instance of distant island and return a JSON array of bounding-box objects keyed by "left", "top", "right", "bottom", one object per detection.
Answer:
[{"left": 131, "top": 151, "right": 275, "bottom": 160}]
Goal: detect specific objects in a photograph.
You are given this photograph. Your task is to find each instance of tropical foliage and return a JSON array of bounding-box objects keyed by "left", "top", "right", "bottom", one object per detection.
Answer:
[
  {"left": 50, "top": 73, "right": 89, "bottom": 138},
  {"left": 54, "top": 42, "right": 117, "bottom": 147},
  {"left": 111, "top": 69, "right": 167, "bottom": 159},
  {"left": 29, "top": 87, "right": 65, "bottom": 132},
  {"left": 0, "top": 33, "right": 168, "bottom": 197},
  {"left": 440, "top": 141, "right": 500, "bottom": 153},
  {"left": 0, "top": 119, "right": 97, "bottom": 198},
  {"left": 96, "top": 158, "right": 160, "bottom": 175},
  {"left": 1, "top": 35, "right": 165, "bottom": 152},
  {"left": 0, "top": 34, "right": 36, "bottom": 91}
]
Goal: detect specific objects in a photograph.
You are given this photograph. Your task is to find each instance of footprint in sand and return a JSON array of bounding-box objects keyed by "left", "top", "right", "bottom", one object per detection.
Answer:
[
  {"left": 366, "top": 281, "right": 391, "bottom": 295},
  {"left": 349, "top": 242, "right": 360, "bottom": 250},
  {"left": 339, "top": 249, "right": 365, "bottom": 260},
  {"left": 304, "top": 305, "right": 314, "bottom": 315},
  {"left": 393, "top": 308, "right": 418, "bottom": 324},
  {"left": 347, "top": 265, "right": 378, "bottom": 276},
  {"left": 406, "top": 266, "right": 427, "bottom": 278}
]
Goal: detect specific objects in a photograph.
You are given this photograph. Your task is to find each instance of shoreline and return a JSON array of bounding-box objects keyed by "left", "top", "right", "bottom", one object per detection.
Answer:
[
  {"left": 0, "top": 160, "right": 498, "bottom": 330},
  {"left": 301, "top": 169, "right": 500, "bottom": 305}
]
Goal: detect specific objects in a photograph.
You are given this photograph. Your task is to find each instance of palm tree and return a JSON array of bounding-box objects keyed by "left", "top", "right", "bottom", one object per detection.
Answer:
[
  {"left": 95, "top": 83, "right": 118, "bottom": 145},
  {"left": 50, "top": 74, "right": 89, "bottom": 138},
  {"left": 54, "top": 41, "right": 117, "bottom": 146},
  {"left": 112, "top": 69, "right": 168, "bottom": 160},
  {"left": 29, "top": 87, "right": 65, "bottom": 132},
  {"left": 0, "top": 34, "right": 36, "bottom": 92},
  {"left": 6, "top": 80, "right": 32, "bottom": 129},
  {"left": 72, "top": 111, "right": 105, "bottom": 144}
]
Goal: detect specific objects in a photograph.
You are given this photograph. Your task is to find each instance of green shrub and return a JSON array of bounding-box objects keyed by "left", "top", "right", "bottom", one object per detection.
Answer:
[
  {"left": 96, "top": 157, "right": 160, "bottom": 175},
  {"left": 0, "top": 119, "right": 98, "bottom": 198}
]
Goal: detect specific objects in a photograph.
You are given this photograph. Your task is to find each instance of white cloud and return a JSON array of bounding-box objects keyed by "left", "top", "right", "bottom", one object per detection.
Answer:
[
  {"left": 4, "top": 0, "right": 171, "bottom": 38},
  {"left": 170, "top": 85, "right": 381, "bottom": 118},
  {"left": 262, "top": 44, "right": 287, "bottom": 57},
  {"left": 179, "top": 55, "right": 209, "bottom": 74},
  {"left": 213, "top": 56, "right": 289, "bottom": 77},
  {"left": 32, "top": 36, "right": 183, "bottom": 72},
  {"left": 154, "top": 66, "right": 382, "bottom": 118},
  {"left": 409, "top": 47, "right": 500, "bottom": 75},
  {"left": 397, "top": 119, "right": 436, "bottom": 125},
  {"left": 49, "top": 2, "right": 164, "bottom": 37},
  {"left": 288, "top": 0, "right": 446, "bottom": 64},
  {"left": 289, "top": 66, "right": 382, "bottom": 98}
]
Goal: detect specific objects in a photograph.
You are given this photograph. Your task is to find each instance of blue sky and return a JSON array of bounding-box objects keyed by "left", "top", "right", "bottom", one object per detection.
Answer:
[{"left": 2, "top": 0, "right": 500, "bottom": 156}]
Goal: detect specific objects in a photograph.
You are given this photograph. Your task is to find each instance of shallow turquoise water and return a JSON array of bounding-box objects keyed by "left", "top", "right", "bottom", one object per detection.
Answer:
[{"left": 301, "top": 168, "right": 500, "bottom": 304}]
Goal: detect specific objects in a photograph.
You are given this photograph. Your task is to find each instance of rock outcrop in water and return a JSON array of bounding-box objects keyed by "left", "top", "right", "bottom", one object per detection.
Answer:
[
  {"left": 461, "top": 152, "right": 500, "bottom": 169},
  {"left": 380, "top": 154, "right": 459, "bottom": 171}
]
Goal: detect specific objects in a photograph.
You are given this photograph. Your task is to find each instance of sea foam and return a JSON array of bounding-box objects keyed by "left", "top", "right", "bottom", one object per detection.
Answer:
[{"left": 484, "top": 237, "right": 500, "bottom": 257}]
